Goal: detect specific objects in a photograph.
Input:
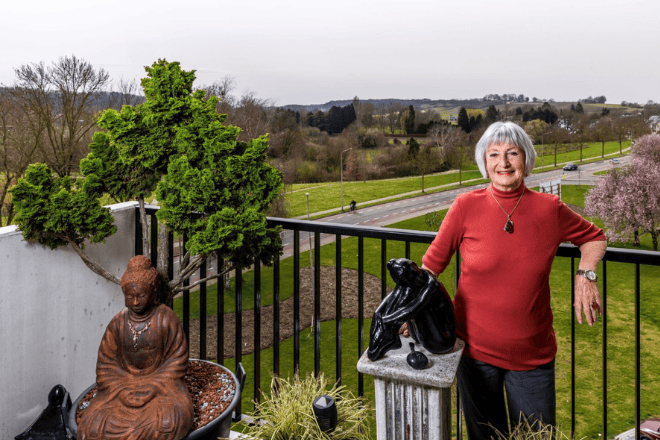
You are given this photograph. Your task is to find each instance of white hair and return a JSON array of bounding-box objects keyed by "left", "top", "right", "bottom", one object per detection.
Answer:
[{"left": 474, "top": 122, "right": 537, "bottom": 178}]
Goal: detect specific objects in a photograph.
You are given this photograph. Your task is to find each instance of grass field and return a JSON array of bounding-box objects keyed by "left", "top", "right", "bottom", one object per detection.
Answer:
[
  {"left": 176, "top": 184, "right": 659, "bottom": 439},
  {"left": 534, "top": 140, "right": 630, "bottom": 169},
  {"left": 286, "top": 141, "right": 629, "bottom": 218},
  {"left": 285, "top": 168, "right": 483, "bottom": 218}
]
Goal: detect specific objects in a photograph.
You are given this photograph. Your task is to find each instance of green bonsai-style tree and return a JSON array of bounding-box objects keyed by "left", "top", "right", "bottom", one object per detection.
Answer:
[{"left": 11, "top": 59, "right": 283, "bottom": 299}]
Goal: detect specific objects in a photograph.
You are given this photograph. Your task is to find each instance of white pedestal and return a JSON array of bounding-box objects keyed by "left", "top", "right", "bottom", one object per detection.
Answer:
[{"left": 357, "top": 337, "right": 464, "bottom": 440}]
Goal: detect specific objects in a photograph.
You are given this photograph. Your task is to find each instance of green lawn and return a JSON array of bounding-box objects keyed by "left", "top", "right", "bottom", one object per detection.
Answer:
[
  {"left": 176, "top": 184, "right": 659, "bottom": 439},
  {"left": 285, "top": 169, "right": 483, "bottom": 218},
  {"left": 534, "top": 141, "right": 631, "bottom": 170},
  {"left": 285, "top": 141, "right": 630, "bottom": 218}
]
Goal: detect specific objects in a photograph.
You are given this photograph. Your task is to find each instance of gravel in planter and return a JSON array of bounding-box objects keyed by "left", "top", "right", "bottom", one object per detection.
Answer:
[{"left": 76, "top": 359, "right": 236, "bottom": 431}]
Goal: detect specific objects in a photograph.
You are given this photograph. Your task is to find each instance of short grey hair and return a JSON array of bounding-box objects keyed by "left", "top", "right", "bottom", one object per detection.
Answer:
[{"left": 474, "top": 122, "right": 537, "bottom": 178}]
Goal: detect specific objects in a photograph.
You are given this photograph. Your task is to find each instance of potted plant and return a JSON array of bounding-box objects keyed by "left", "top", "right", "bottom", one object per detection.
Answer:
[
  {"left": 68, "top": 360, "right": 246, "bottom": 440},
  {"left": 242, "top": 373, "right": 371, "bottom": 440}
]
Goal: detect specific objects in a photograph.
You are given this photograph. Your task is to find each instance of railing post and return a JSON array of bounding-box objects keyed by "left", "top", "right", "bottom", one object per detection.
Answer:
[
  {"left": 358, "top": 236, "right": 364, "bottom": 398},
  {"left": 335, "top": 234, "right": 342, "bottom": 386},
  {"left": 273, "top": 256, "right": 280, "bottom": 378},
  {"left": 314, "top": 232, "right": 321, "bottom": 378},
  {"left": 254, "top": 261, "right": 261, "bottom": 408},
  {"left": 293, "top": 230, "right": 300, "bottom": 373}
]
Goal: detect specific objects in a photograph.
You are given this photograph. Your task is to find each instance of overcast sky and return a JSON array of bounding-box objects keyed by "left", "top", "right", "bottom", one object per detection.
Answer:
[{"left": 1, "top": 0, "right": 658, "bottom": 106}]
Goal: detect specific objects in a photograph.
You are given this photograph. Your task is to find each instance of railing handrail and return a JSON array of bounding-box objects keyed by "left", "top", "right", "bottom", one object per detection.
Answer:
[{"left": 267, "top": 217, "right": 660, "bottom": 266}]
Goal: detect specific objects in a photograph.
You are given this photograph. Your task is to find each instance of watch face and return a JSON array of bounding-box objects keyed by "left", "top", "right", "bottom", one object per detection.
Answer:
[{"left": 585, "top": 270, "right": 597, "bottom": 281}]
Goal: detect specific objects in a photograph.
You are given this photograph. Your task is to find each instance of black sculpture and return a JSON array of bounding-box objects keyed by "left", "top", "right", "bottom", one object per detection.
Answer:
[
  {"left": 406, "top": 343, "right": 429, "bottom": 370},
  {"left": 367, "top": 258, "right": 456, "bottom": 362},
  {"left": 15, "top": 384, "right": 73, "bottom": 440}
]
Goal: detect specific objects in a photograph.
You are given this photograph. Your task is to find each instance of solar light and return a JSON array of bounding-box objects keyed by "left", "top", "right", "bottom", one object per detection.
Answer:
[{"left": 313, "top": 394, "right": 337, "bottom": 432}]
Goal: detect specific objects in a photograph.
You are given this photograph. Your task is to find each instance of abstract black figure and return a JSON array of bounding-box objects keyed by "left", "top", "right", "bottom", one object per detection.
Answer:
[
  {"left": 406, "top": 343, "right": 429, "bottom": 370},
  {"left": 367, "top": 258, "right": 456, "bottom": 362}
]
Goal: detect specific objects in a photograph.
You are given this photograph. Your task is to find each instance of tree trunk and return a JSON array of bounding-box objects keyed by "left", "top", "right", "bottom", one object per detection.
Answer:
[
  {"left": 633, "top": 229, "right": 640, "bottom": 247},
  {"left": 652, "top": 230, "right": 658, "bottom": 252},
  {"left": 137, "top": 196, "right": 150, "bottom": 259},
  {"left": 5, "top": 203, "right": 14, "bottom": 226},
  {"left": 0, "top": 184, "right": 9, "bottom": 227},
  {"left": 602, "top": 141, "right": 605, "bottom": 159},
  {"left": 156, "top": 221, "right": 172, "bottom": 305}
]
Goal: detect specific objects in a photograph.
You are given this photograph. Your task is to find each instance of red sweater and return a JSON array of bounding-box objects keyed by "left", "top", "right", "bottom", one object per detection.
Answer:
[{"left": 422, "top": 184, "right": 605, "bottom": 370}]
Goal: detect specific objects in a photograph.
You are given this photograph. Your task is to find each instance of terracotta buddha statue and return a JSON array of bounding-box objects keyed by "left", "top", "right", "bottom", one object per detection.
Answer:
[{"left": 78, "top": 255, "right": 194, "bottom": 440}]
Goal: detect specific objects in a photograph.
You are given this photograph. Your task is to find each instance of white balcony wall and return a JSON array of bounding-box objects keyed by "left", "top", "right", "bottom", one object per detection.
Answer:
[{"left": 0, "top": 202, "right": 137, "bottom": 439}]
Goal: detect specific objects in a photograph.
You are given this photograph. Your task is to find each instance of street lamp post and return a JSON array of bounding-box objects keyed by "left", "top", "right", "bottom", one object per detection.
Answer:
[
  {"left": 340, "top": 147, "right": 353, "bottom": 211},
  {"left": 541, "top": 132, "right": 551, "bottom": 169}
]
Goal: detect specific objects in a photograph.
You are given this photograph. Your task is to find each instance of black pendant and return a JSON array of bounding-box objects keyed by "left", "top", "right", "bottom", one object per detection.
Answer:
[{"left": 504, "top": 219, "right": 514, "bottom": 233}]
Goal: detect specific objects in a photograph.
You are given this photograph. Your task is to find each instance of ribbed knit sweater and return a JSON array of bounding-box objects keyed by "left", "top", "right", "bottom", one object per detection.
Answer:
[{"left": 422, "top": 184, "right": 605, "bottom": 370}]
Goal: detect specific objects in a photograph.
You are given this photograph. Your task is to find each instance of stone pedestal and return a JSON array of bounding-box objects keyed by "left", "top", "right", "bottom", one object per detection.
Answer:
[{"left": 357, "top": 337, "right": 464, "bottom": 440}]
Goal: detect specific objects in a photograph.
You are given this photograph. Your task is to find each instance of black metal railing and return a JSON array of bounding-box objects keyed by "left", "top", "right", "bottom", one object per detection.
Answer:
[{"left": 135, "top": 207, "right": 660, "bottom": 439}]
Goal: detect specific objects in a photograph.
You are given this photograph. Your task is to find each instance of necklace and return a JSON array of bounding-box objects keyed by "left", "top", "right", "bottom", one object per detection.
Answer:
[
  {"left": 128, "top": 320, "right": 151, "bottom": 350},
  {"left": 489, "top": 186, "right": 525, "bottom": 234}
]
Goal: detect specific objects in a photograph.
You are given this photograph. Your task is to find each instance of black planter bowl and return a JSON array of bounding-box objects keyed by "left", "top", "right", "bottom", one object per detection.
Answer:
[{"left": 67, "top": 360, "right": 246, "bottom": 440}]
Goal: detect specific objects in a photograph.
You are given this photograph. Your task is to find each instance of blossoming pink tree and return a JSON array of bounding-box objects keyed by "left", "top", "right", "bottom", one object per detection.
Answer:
[{"left": 585, "top": 134, "right": 660, "bottom": 251}]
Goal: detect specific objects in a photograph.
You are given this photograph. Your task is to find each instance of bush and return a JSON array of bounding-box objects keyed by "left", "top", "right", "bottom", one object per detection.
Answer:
[
  {"left": 295, "top": 161, "right": 324, "bottom": 183},
  {"left": 242, "top": 372, "right": 371, "bottom": 440}
]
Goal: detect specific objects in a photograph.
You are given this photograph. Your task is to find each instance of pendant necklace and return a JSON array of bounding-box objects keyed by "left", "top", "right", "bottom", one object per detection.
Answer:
[
  {"left": 489, "top": 186, "right": 525, "bottom": 234},
  {"left": 128, "top": 320, "right": 151, "bottom": 350}
]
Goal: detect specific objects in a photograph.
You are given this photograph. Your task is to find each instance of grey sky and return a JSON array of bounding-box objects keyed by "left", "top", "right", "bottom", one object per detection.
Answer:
[{"left": 2, "top": 0, "right": 658, "bottom": 106}]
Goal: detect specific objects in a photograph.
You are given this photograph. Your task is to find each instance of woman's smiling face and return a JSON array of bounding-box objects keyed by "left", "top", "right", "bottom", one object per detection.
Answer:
[{"left": 486, "top": 143, "right": 526, "bottom": 192}]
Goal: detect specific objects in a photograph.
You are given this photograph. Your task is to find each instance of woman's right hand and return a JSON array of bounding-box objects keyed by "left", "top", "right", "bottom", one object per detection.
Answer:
[{"left": 399, "top": 322, "right": 410, "bottom": 337}]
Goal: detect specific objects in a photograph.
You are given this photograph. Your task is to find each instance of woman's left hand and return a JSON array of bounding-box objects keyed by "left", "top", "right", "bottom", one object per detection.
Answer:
[{"left": 574, "top": 275, "right": 601, "bottom": 327}]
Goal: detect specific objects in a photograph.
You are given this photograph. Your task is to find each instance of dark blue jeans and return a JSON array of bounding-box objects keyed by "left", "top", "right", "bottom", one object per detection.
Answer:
[{"left": 457, "top": 355, "right": 556, "bottom": 440}]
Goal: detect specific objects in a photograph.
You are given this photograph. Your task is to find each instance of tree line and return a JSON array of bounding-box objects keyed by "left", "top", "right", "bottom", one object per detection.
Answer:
[{"left": 2, "top": 55, "right": 659, "bottom": 225}]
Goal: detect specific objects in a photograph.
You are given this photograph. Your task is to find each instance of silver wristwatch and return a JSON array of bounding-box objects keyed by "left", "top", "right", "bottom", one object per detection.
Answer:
[{"left": 576, "top": 269, "right": 598, "bottom": 282}]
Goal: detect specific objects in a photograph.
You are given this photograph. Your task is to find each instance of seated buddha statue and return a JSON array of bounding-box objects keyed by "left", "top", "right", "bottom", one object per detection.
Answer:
[{"left": 78, "top": 255, "right": 194, "bottom": 440}]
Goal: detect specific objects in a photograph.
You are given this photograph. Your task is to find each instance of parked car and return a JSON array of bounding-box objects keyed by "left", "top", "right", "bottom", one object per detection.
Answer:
[
  {"left": 615, "top": 418, "right": 660, "bottom": 440},
  {"left": 611, "top": 158, "right": 620, "bottom": 164},
  {"left": 563, "top": 163, "right": 578, "bottom": 171}
]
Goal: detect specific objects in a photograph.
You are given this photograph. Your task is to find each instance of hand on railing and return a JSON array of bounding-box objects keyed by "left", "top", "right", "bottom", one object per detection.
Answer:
[{"left": 574, "top": 275, "right": 602, "bottom": 327}]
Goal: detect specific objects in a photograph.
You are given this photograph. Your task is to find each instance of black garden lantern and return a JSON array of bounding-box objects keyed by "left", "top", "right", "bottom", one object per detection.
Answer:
[
  {"left": 312, "top": 395, "right": 338, "bottom": 433},
  {"left": 15, "top": 385, "right": 73, "bottom": 440}
]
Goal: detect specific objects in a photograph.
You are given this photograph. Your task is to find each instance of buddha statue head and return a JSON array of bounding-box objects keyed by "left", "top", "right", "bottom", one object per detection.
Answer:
[{"left": 120, "top": 255, "right": 161, "bottom": 317}]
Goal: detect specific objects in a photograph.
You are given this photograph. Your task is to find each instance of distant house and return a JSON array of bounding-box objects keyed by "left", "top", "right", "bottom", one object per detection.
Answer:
[{"left": 649, "top": 115, "right": 660, "bottom": 132}]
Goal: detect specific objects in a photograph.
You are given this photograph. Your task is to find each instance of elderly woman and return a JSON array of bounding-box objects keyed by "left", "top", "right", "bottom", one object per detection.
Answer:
[{"left": 417, "top": 121, "right": 606, "bottom": 438}]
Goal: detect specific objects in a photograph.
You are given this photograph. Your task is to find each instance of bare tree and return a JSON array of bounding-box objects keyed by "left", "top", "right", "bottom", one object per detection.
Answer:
[
  {"left": 13, "top": 55, "right": 110, "bottom": 177},
  {"left": 386, "top": 102, "right": 403, "bottom": 134},
  {"left": 0, "top": 87, "right": 43, "bottom": 225},
  {"left": 108, "top": 77, "right": 144, "bottom": 110},
  {"left": 426, "top": 123, "right": 463, "bottom": 160},
  {"left": 592, "top": 117, "right": 614, "bottom": 158},
  {"left": 445, "top": 140, "right": 475, "bottom": 185},
  {"left": 230, "top": 90, "right": 274, "bottom": 142},
  {"left": 199, "top": 75, "right": 236, "bottom": 114}
]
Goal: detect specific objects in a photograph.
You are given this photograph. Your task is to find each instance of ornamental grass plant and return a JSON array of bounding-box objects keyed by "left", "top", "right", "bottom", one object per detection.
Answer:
[
  {"left": 242, "top": 372, "right": 371, "bottom": 440},
  {"left": 492, "top": 419, "right": 579, "bottom": 440}
]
